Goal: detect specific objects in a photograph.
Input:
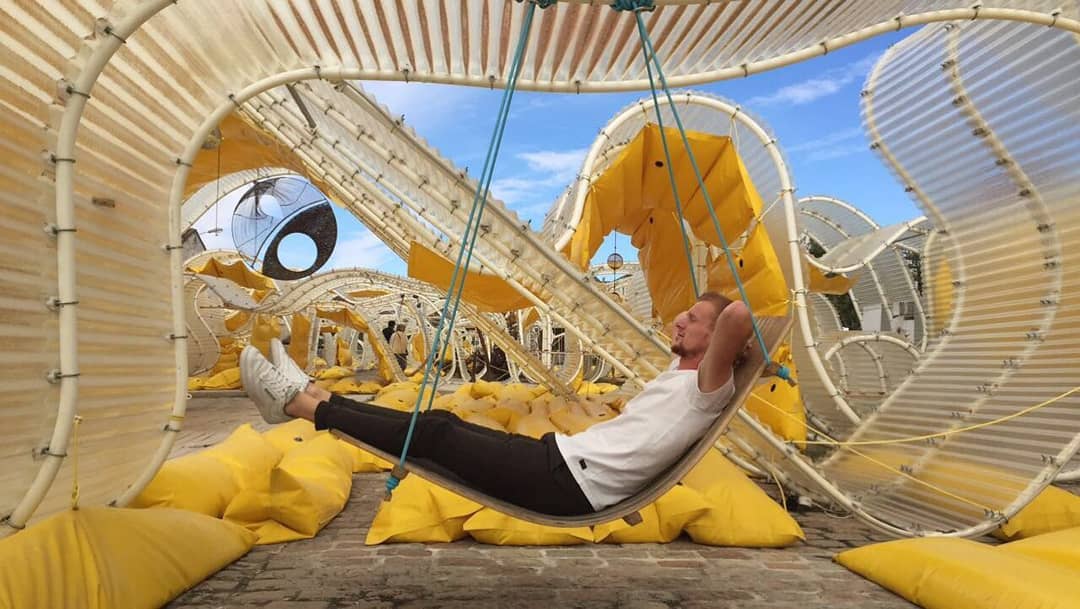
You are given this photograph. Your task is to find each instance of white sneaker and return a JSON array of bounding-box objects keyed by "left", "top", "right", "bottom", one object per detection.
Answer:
[
  {"left": 270, "top": 338, "right": 310, "bottom": 388},
  {"left": 240, "top": 346, "right": 302, "bottom": 424}
]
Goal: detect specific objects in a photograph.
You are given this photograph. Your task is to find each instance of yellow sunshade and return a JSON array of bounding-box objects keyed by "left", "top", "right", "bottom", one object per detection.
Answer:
[
  {"left": 806, "top": 264, "right": 858, "bottom": 295},
  {"left": 315, "top": 307, "right": 369, "bottom": 332},
  {"left": 568, "top": 123, "right": 778, "bottom": 325},
  {"left": 189, "top": 257, "right": 276, "bottom": 291},
  {"left": 185, "top": 113, "right": 328, "bottom": 198},
  {"left": 408, "top": 242, "right": 534, "bottom": 313},
  {"left": 347, "top": 289, "right": 389, "bottom": 299}
]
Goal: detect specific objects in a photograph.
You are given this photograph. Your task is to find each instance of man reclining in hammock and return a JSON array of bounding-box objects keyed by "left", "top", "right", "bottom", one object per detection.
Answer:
[{"left": 239, "top": 292, "right": 752, "bottom": 516}]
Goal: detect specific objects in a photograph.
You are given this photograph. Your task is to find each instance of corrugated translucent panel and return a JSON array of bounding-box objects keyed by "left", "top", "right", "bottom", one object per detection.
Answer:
[
  {"left": 0, "top": 2, "right": 64, "bottom": 519},
  {"left": 820, "top": 20, "right": 1080, "bottom": 531}
]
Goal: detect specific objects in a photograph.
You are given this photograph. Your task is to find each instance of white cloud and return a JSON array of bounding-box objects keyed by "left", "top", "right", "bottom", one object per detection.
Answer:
[
  {"left": 489, "top": 148, "right": 586, "bottom": 214},
  {"left": 325, "top": 230, "right": 397, "bottom": 271},
  {"left": 747, "top": 54, "right": 879, "bottom": 107},
  {"left": 360, "top": 81, "right": 486, "bottom": 134},
  {"left": 786, "top": 127, "right": 866, "bottom": 162}
]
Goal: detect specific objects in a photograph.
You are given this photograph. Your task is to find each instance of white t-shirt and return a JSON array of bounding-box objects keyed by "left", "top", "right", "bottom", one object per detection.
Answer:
[{"left": 554, "top": 367, "right": 735, "bottom": 510}]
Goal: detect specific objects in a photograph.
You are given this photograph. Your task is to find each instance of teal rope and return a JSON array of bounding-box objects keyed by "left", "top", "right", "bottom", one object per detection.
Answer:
[
  {"left": 634, "top": 17, "right": 699, "bottom": 298},
  {"left": 387, "top": 0, "right": 544, "bottom": 498},
  {"left": 625, "top": 6, "right": 792, "bottom": 382}
]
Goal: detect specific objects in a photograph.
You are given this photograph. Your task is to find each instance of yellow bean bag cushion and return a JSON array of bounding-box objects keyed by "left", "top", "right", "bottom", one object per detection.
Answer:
[
  {"left": 994, "top": 485, "right": 1080, "bottom": 541},
  {"left": 190, "top": 366, "right": 242, "bottom": 390},
  {"left": 679, "top": 449, "right": 804, "bottom": 547},
  {"left": 836, "top": 534, "right": 1080, "bottom": 609},
  {"left": 744, "top": 379, "right": 807, "bottom": 444},
  {"left": 269, "top": 433, "right": 354, "bottom": 537},
  {"left": 463, "top": 508, "right": 594, "bottom": 546},
  {"left": 326, "top": 378, "right": 383, "bottom": 395},
  {"left": 594, "top": 485, "right": 711, "bottom": 543},
  {"left": 496, "top": 383, "right": 536, "bottom": 402},
  {"left": 510, "top": 408, "right": 561, "bottom": 439},
  {"left": 997, "top": 525, "right": 1080, "bottom": 570},
  {"left": 262, "top": 418, "right": 321, "bottom": 455},
  {"left": 366, "top": 476, "right": 483, "bottom": 544},
  {"left": 469, "top": 380, "right": 501, "bottom": 399},
  {"left": 0, "top": 507, "right": 254, "bottom": 609},
  {"left": 314, "top": 366, "right": 354, "bottom": 381},
  {"left": 130, "top": 450, "right": 239, "bottom": 517},
  {"left": 377, "top": 381, "right": 420, "bottom": 396},
  {"left": 204, "top": 424, "right": 283, "bottom": 493}
]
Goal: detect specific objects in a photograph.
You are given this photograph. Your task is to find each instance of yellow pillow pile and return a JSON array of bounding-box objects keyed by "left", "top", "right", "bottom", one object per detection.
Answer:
[
  {"left": 367, "top": 448, "right": 803, "bottom": 548},
  {"left": 134, "top": 421, "right": 364, "bottom": 545},
  {"left": 837, "top": 526, "right": 1080, "bottom": 609},
  {"left": 366, "top": 476, "right": 483, "bottom": 544},
  {"left": 0, "top": 507, "right": 255, "bottom": 609},
  {"left": 994, "top": 485, "right": 1080, "bottom": 541},
  {"left": 187, "top": 367, "right": 242, "bottom": 391}
]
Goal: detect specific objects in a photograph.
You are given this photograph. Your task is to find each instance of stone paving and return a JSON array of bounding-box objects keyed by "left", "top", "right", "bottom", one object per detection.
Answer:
[{"left": 169, "top": 395, "right": 915, "bottom": 609}]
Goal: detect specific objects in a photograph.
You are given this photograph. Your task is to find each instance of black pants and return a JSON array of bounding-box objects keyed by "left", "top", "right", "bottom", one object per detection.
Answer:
[
  {"left": 394, "top": 354, "right": 408, "bottom": 369},
  {"left": 316, "top": 395, "right": 595, "bottom": 516}
]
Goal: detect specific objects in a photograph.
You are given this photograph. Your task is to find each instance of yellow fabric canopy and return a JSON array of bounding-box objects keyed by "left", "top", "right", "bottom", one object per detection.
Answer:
[
  {"left": 316, "top": 307, "right": 370, "bottom": 332},
  {"left": 567, "top": 123, "right": 782, "bottom": 326},
  {"left": 184, "top": 113, "right": 325, "bottom": 198},
  {"left": 189, "top": 257, "right": 276, "bottom": 291},
  {"left": 408, "top": 242, "right": 535, "bottom": 313},
  {"left": 806, "top": 264, "right": 858, "bottom": 295}
]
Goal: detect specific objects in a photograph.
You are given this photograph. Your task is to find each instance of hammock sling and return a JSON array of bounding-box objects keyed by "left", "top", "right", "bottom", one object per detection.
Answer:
[{"left": 333, "top": 0, "right": 794, "bottom": 527}]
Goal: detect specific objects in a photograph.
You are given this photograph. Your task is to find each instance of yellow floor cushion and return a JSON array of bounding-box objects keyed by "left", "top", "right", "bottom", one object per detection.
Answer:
[
  {"left": 366, "top": 476, "right": 483, "bottom": 544},
  {"left": 837, "top": 534, "right": 1080, "bottom": 609},
  {"left": 679, "top": 449, "right": 804, "bottom": 547},
  {"left": 997, "top": 525, "right": 1080, "bottom": 572},
  {"left": 463, "top": 508, "right": 594, "bottom": 546},
  {"left": 130, "top": 450, "right": 238, "bottom": 517},
  {"left": 0, "top": 507, "right": 254, "bottom": 609},
  {"left": 594, "top": 485, "right": 711, "bottom": 543},
  {"left": 269, "top": 433, "right": 354, "bottom": 538},
  {"left": 995, "top": 485, "right": 1080, "bottom": 541}
]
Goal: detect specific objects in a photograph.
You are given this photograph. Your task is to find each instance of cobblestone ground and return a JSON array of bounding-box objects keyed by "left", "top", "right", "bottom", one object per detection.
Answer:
[{"left": 169, "top": 395, "right": 915, "bottom": 609}]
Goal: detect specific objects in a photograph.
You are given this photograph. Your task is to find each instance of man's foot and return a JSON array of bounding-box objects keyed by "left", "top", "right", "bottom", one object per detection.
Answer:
[
  {"left": 269, "top": 338, "right": 310, "bottom": 388},
  {"left": 240, "top": 346, "right": 303, "bottom": 424}
]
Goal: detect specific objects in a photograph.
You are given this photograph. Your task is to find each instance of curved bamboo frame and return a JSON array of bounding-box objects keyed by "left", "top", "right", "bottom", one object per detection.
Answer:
[{"left": 3, "top": 0, "right": 1078, "bottom": 535}]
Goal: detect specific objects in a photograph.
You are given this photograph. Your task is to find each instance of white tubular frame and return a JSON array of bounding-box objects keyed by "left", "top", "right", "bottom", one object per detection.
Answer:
[{"left": 8, "top": 0, "right": 1078, "bottom": 534}]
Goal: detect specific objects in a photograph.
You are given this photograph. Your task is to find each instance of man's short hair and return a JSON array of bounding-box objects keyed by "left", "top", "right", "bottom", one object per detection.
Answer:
[{"left": 697, "top": 291, "right": 733, "bottom": 323}]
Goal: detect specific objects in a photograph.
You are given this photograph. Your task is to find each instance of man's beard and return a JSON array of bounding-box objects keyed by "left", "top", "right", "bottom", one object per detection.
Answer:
[{"left": 671, "top": 343, "right": 687, "bottom": 357}]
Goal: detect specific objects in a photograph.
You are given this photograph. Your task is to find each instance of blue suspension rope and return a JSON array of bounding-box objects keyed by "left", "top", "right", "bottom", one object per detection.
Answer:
[
  {"left": 386, "top": 0, "right": 548, "bottom": 498},
  {"left": 634, "top": 17, "right": 699, "bottom": 299},
  {"left": 616, "top": 0, "right": 793, "bottom": 383}
]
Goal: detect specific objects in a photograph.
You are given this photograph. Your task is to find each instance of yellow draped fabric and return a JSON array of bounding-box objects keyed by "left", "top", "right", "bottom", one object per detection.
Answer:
[
  {"left": 806, "top": 264, "right": 858, "bottom": 295},
  {"left": 316, "top": 308, "right": 395, "bottom": 381},
  {"left": 287, "top": 313, "right": 312, "bottom": 370},
  {"left": 184, "top": 113, "right": 327, "bottom": 199},
  {"left": 188, "top": 257, "right": 276, "bottom": 291},
  {"left": 565, "top": 123, "right": 781, "bottom": 327},
  {"left": 408, "top": 242, "right": 534, "bottom": 313}
]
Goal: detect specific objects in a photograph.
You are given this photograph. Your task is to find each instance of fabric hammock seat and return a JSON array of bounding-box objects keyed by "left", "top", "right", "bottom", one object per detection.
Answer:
[{"left": 334, "top": 315, "right": 792, "bottom": 528}]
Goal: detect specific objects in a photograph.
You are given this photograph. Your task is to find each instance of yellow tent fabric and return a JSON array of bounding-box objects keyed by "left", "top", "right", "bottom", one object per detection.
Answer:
[
  {"left": 316, "top": 307, "right": 396, "bottom": 381},
  {"left": 807, "top": 264, "right": 858, "bottom": 295},
  {"left": 565, "top": 124, "right": 766, "bottom": 326},
  {"left": 408, "top": 241, "right": 534, "bottom": 313},
  {"left": 287, "top": 312, "right": 312, "bottom": 370},
  {"left": 0, "top": 507, "right": 254, "bottom": 609},
  {"left": 316, "top": 307, "right": 370, "bottom": 331},
  {"left": 250, "top": 315, "right": 282, "bottom": 358},
  {"left": 188, "top": 256, "right": 276, "bottom": 291},
  {"left": 336, "top": 337, "right": 354, "bottom": 368},
  {"left": 184, "top": 113, "right": 322, "bottom": 198}
]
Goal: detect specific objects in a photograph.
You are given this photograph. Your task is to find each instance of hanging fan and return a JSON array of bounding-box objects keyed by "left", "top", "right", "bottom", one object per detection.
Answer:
[{"left": 231, "top": 176, "right": 337, "bottom": 280}]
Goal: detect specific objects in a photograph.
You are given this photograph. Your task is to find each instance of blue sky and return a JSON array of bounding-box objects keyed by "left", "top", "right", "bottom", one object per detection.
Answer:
[{"left": 194, "top": 28, "right": 920, "bottom": 277}]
